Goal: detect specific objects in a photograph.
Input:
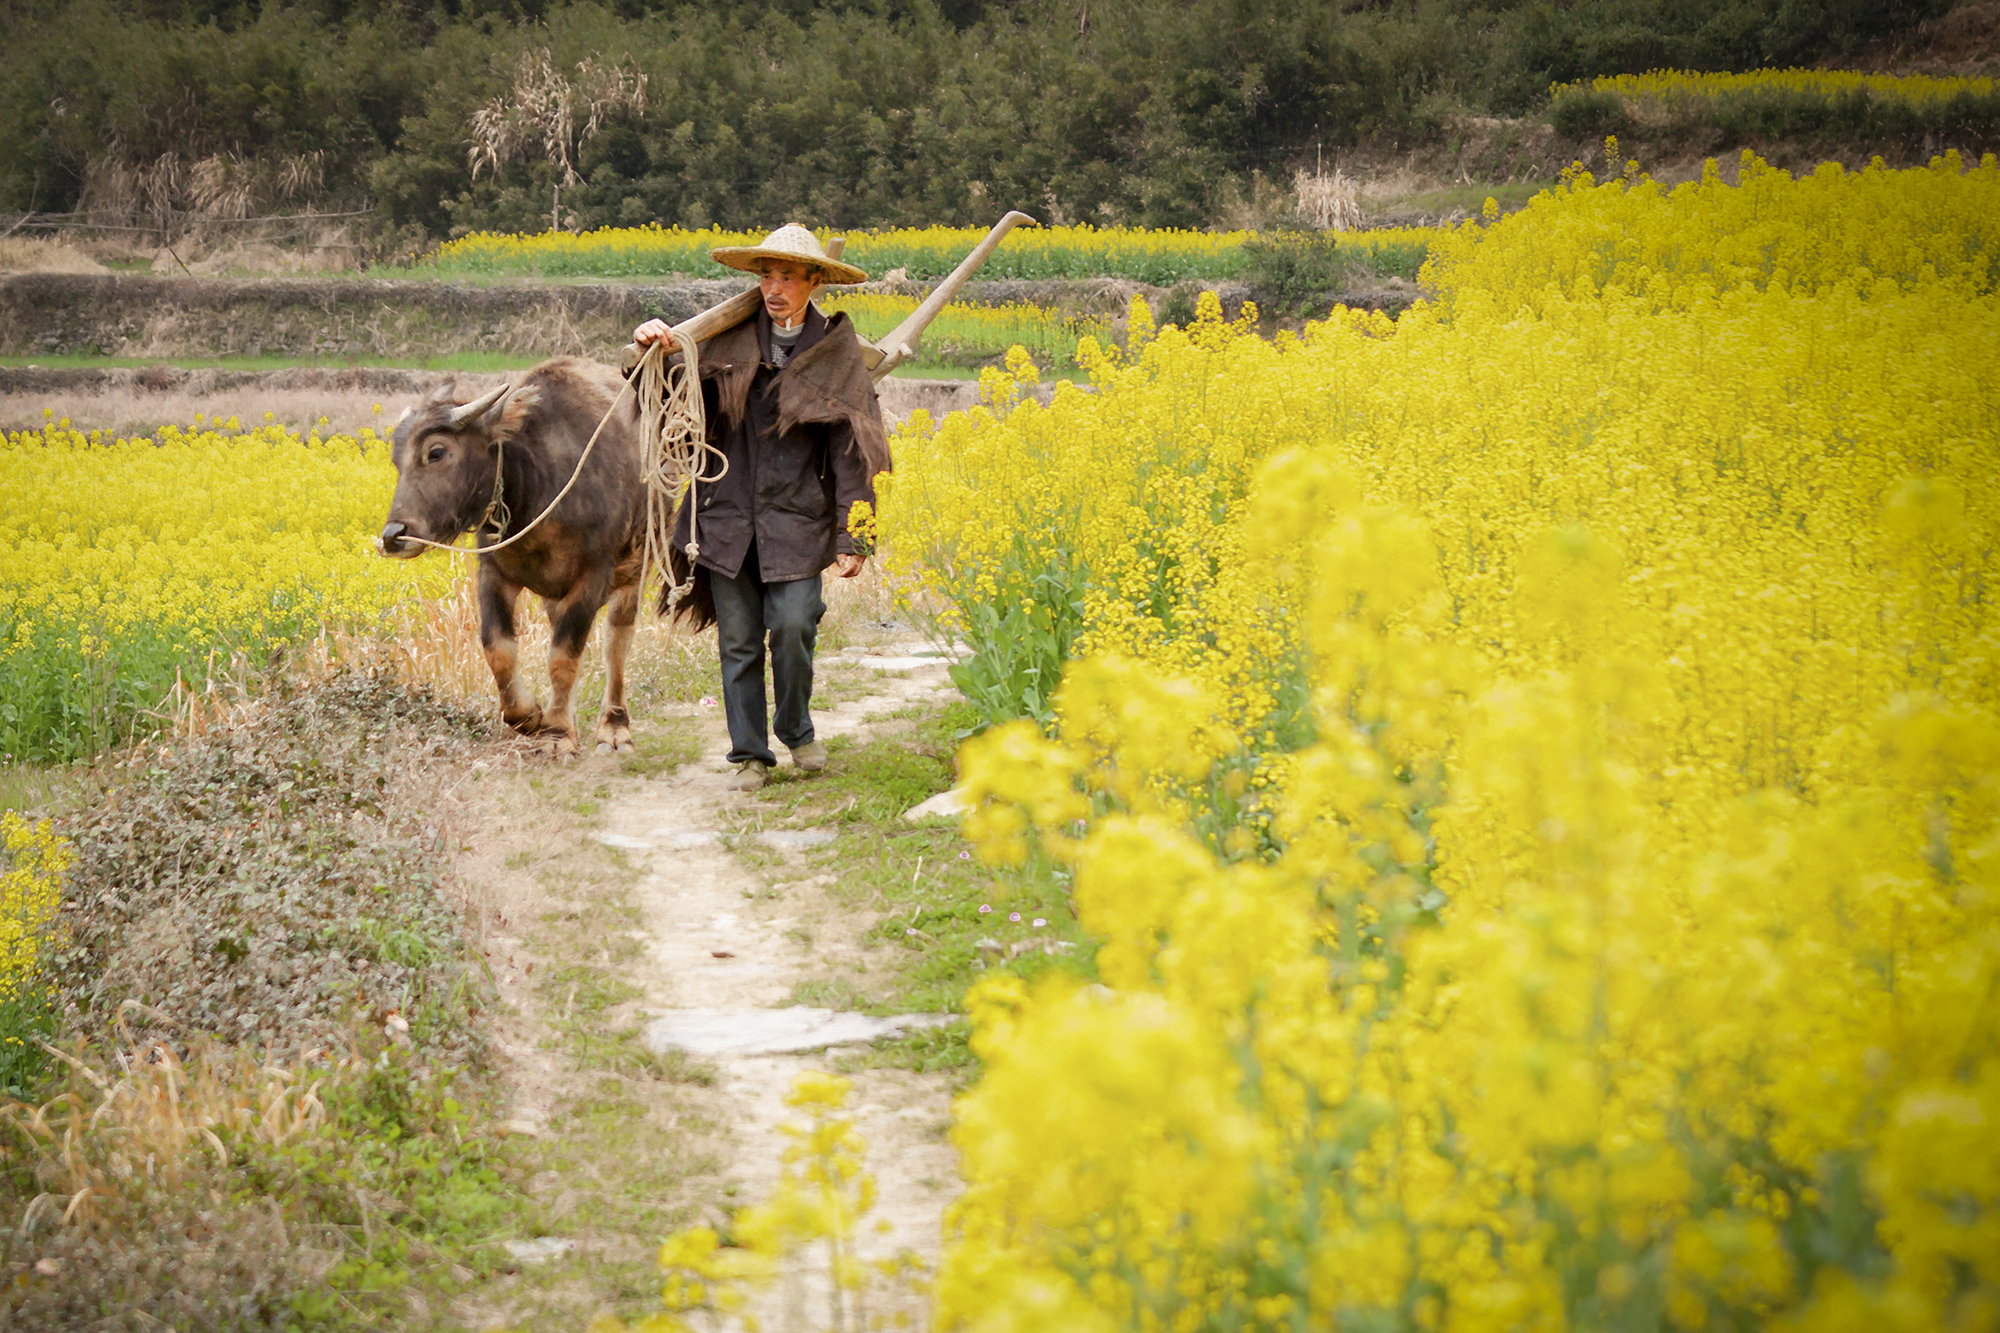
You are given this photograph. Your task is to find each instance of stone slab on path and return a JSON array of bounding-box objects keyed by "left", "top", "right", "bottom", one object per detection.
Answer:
[
  {"left": 757, "top": 829, "right": 836, "bottom": 851},
  {"left": 643, "top": 1005, "right": 954, "bottom": 1057},
  {"left": 502, "top": 1237, "right": 577, "bottom": 1265},
  {"left": 903, "top": 787, "right": 971, "bottom": 823}
]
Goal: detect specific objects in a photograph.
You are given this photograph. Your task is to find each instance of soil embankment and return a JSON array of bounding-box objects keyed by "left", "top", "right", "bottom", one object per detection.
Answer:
[
  {"left": 0, "top": 362, "right": 996, "bottom": 436},
  {"left": 1, "top": 273, "right": 1204, "bottom": 364},
  {"left": 1, "top": 273, "right": 746, "bottom": 362}
]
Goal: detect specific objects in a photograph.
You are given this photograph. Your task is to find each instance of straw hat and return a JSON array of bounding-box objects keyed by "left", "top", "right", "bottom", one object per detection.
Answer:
[{"left": 710, "top": 223, "right": 867, "bottom": 285}]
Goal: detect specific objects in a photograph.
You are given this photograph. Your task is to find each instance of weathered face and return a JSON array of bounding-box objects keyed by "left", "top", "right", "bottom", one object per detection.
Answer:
[
  {"left": 757, "top": 259, "right": 823, "bottom": 326},
  {"left": 378, "top": 390, "right": 499, "bottom": 558}
]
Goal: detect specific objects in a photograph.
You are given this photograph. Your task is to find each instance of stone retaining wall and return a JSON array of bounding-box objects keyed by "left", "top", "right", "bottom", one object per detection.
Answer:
[
  {"left": 0, "top": 274, "right": 748, "bottom": 361},
  {"left": 0, "top": 273, "right": 1312, "bottom": 363}
]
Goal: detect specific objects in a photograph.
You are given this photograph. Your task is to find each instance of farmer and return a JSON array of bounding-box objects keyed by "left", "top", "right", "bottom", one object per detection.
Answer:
[{"left": 632, "top": 224, "right": 889, "bottom": 792}]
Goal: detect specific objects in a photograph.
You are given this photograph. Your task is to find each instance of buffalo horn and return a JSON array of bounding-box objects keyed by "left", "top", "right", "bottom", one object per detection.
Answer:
[{"left": 446, "top": 381, "right": 511, "bottom": 428}]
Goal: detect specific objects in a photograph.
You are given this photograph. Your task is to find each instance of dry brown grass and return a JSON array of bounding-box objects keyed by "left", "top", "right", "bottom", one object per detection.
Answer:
[
  {"left": 5, "top": 1039, "right": 333, "bottom": 1234},
  {"left": 337, "top": 560, "right": 906, "bottom": 720},
  {"left": 151, "top": 567, "right": 728, "bottom": 743},
  {"left": 176, "top": 232, "right": 363, "bottom": 276},
  {"left": 333, "top": 573, "right": 721, "bottom": 718},
  {"left": 0, "top": 237, "right": 109, "bottom": 275},
  {"left": 122, "top": 551, "right": 900, "bottom": 766},
  {"left": 0, "top": 1026, "right": 495, "bottom": 1328}
]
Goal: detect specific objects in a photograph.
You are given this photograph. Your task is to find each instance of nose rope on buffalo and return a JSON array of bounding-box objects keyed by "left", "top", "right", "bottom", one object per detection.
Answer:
[{"left": 383, "top": 332, "right": 723, "bottom": 612}]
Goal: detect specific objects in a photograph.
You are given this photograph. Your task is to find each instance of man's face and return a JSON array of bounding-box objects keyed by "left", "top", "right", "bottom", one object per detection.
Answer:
[{"left": 759, "top": 260, "right": 822, "bottom": 326}]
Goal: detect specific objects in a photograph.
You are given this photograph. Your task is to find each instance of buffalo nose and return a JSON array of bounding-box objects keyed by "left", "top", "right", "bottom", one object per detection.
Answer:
[{"left": 380, "top": 521, "right": 408, "bottom": 553}]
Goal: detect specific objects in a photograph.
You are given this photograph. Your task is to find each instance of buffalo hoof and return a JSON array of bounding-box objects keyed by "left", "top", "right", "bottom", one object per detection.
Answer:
[
  {"left": 503, "top": 705, "right": 545, "bottom": 736},
  {"left": 595, "top": 720, "right": 634, "bottom": 753}
]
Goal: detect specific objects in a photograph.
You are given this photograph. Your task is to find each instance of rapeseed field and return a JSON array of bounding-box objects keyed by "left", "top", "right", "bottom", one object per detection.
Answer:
[
  {"left": 0, "top": 415, "right": 454, "bottom": 761},
  {"left": 0, "top": 812, "right": 63, "bottom": 1094},
  {"left": 871, "top": 150, "right": 1999, "bottom": 1330},
  {"left": 1550, "top": 68, "right": 2000, "bottom": 146},
  {"left": 426, "top": 222, "right": 1437, "bottom": 286},
  {"left": 818, "top": 292, "right": 1114, "bottom": 371},
  {"left": 1560, "top": 66, "right": 1996, "bottom": 111}
]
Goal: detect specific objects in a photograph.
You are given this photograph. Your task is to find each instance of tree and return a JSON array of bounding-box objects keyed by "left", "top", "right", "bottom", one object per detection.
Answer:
[{"left": 468, "top": 48, "right": 646, "bottom": 232}]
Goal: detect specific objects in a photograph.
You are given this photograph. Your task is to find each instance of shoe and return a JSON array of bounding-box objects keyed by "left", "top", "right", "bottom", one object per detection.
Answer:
[
  {"left": 728, "top": 760, "right": 770, "bottom": 792},
  {"left": 789, "top": 740, "right": 828, "bottom": 772}
]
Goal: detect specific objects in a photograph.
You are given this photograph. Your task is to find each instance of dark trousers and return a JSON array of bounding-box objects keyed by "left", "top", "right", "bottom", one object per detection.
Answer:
[{"left": 709, "top": 550, "right": 824, "bottom": 766}]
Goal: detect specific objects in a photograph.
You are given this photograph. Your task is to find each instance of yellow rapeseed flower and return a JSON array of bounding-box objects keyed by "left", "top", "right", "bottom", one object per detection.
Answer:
[
  {"left": 878, "top": 152, "right": 2000, "bottom": 1331},
  {"left": 0, "top": 420, "right": 457, "bottom": 760}
]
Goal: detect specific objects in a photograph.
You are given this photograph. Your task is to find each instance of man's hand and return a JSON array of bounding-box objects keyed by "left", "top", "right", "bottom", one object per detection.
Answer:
[
  {"left": 633, "top": 318, "right": 675, "bottom": 347},
  {"left": 834, "top": 553, "right": 865, "bottom": 579}
]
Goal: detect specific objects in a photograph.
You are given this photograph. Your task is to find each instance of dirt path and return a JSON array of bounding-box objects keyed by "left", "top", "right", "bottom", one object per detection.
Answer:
[
  {"left": 607, "top": 652, "right": 964, "bottom": 1256},
  {"left": 452, "top": 628, "right": 967, "bottom": 1331}
]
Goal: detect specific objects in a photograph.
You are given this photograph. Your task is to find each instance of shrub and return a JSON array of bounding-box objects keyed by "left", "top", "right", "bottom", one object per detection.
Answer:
[
  {"left": 51, "top": 671, "right": 492, "bottom": 1067},
  {"left": 1241, "top": 230, "right": 1432, "bottom": 317},
  {"left": 1549, "top": 85, "right": 1630, "bottom": 139}
]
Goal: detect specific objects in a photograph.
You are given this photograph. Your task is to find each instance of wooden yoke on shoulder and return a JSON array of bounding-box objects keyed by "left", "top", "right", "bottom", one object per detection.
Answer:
[{"left": 618, "top": 212, "right": 1037, "bottom": 385}]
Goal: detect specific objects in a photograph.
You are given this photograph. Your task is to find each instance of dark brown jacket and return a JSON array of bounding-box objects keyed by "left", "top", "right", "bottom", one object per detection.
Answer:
[{"left": 664, "top": 305, "right": 889, "bottom": 625}]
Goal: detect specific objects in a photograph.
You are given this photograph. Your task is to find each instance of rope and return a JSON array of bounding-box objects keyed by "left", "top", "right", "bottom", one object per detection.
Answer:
[{"left": 636, "top": 330, "right": 726, "bottom": 609}]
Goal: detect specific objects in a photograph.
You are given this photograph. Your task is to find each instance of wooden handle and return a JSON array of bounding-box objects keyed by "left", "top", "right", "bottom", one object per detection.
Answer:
[{"left": 868, "top": 211, "right": 1037, "bottom": 381}]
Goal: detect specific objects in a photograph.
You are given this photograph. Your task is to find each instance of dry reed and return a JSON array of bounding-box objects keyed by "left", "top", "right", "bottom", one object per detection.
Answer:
[{"left": 1292, "top": 167, "right": 1363, "bottom": 230}]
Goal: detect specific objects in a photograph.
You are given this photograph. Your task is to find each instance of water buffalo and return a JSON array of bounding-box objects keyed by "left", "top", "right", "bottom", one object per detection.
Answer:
[{"left": 379, "top": 357, "right": 646, "bottom": 755}]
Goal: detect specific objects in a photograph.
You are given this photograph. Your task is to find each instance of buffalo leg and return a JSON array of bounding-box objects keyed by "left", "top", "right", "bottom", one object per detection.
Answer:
[
  {"left": 478, "top": 564, "right": 543, "bottom": 734},
  {"left": 596, "top": 582, "right": 639, "bottom": 754},
  {"left": 541, "top": 573, "right": 609, "bottom": 755}
]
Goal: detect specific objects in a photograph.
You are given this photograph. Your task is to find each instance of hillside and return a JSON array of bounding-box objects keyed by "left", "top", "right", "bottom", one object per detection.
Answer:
[{"left": 3, "top": 0, "right": 1986, "bottom": 245}]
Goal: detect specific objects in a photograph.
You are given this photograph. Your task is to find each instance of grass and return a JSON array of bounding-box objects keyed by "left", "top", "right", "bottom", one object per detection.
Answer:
[
  {"left": 1547, "top": 70, "right": 2000, "bottom": 151},
  {"left": 0, "top": 762, "right": 92, "bottom": 818},
  {"left": 820, "top": 293, "right": 1113, "bottom": 373},
  {"left": 0, "top": 1033, "right": 535, "bottom": 1327},
  {"left": 885, "top": 361, "right": 1090, "bottom": 383},
  {"left": 620, "top": 721, "right": 704, "bottom": 779},
  {"left": 1367, "top": 179, "right": 1544, "bottom": 220},
  {"left": 837, "top": 1021, "right": 975, "bottom": 1078},
  {"left": 420, "top": 225, "right": 1254, "bottom": 286},
  {"left": 786, "top": 976, "right": 871, "bottom": 1011}
]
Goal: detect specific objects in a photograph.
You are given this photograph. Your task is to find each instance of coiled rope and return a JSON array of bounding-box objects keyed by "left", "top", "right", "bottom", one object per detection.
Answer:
[
  {"left": 386, "top": 330, "right": 725, "bottom": 611},
  {"left": 636, "top": 331, "right": 727, "bottom": 610}
]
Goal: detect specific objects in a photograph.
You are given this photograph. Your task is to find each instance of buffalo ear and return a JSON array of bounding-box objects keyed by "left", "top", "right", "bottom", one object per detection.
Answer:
[{"left": 493, "top": 383, "right": 542, "bottom": 444}]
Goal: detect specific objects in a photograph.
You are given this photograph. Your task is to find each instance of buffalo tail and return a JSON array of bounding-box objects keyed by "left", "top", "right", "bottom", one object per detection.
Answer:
[{"left": 661, "top": 544, "right": 718, "bottom": 632}]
